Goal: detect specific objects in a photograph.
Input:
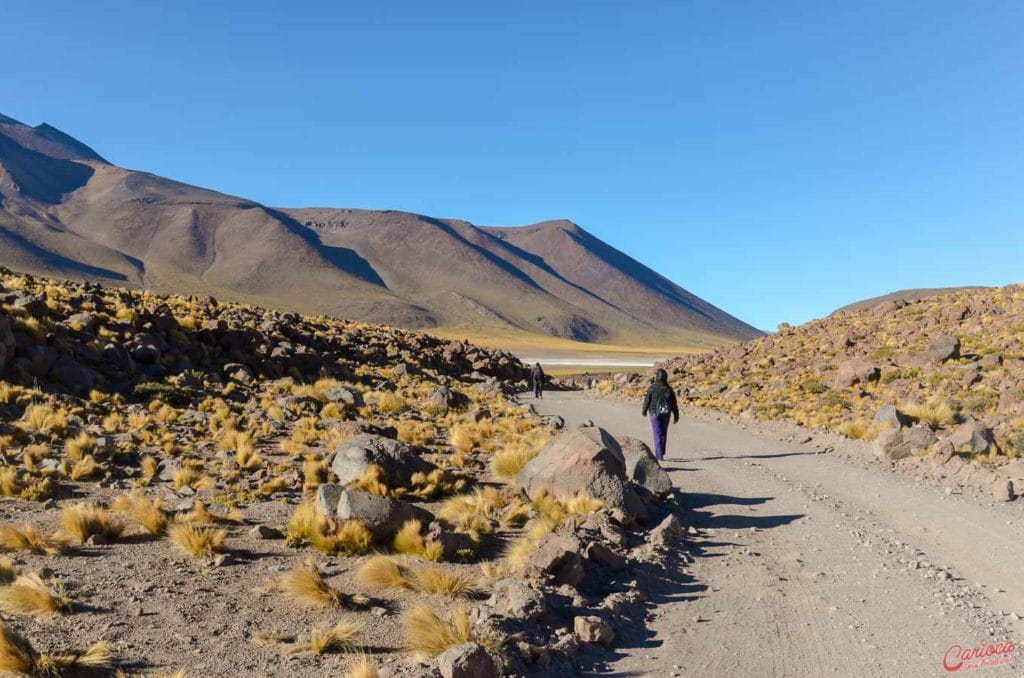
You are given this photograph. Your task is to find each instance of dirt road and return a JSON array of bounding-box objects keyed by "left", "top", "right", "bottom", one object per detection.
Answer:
[{"left": 530, "top": 392, "right": 1024, "bottom": 677}]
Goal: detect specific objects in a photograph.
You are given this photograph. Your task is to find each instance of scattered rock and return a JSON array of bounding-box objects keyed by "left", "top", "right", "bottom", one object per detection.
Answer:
[
  {"left": 247, "top": 525, "right": 284, "bottom": 540},
  {"left": 922, "top": 334, "right": 961, "bottom": 363},
  {"left": 991, "top": 479, "right": 1016, "bottom": 502},
  {"left": 318, "top": 487, "right": 434, "bottom": 540},
  {"left": 487, "top": 579, "right": 547, "bottom": 620},
  {"left": 328, "top": 434, "right": 437, "bottom": 487},
  {"left": 834, "top": 360, "right": 880, "bottom": 389},
  {"left": 574, "top": 615, "right": 615, "bottom": 644},
  {"left": 521, "top": 533, "right": 586, "bottom": 587},
  {"left": 619, "top": 436, "right": 673, "bottom": 497},
  {"left": 436, "top": 642, "right": 497, "bottom": 678}
]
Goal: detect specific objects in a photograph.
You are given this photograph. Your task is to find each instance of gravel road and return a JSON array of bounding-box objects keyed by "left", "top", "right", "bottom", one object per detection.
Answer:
[{"left": 531, "top": 392, "right": 1023, "bottom": 677}]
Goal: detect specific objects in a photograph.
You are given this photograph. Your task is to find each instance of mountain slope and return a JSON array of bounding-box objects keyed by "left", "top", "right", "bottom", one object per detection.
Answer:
[
  {"left": 0, "top": 112, "right": 760, "bottom": 346},
  {"left": 833, "top": 286, "right": 991, "bottom": 314}
]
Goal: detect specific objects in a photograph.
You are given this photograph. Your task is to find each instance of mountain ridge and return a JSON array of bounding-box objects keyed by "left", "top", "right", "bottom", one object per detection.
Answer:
[{"left": 0, "top": 112, "right": 761, "bottom": 347}]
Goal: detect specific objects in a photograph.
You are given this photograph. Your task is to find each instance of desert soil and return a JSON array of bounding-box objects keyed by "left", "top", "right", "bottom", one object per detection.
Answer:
[{"left": 532, "top": 392, "right": 1024, "bottom": 677}]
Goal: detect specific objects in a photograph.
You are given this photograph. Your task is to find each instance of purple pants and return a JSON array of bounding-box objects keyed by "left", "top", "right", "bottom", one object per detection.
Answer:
[{"left": 650, "top": 413, "right": 670, "bottom": 460}]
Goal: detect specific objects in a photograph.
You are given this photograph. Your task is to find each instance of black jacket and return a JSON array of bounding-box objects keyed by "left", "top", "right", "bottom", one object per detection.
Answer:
[
  {"left": 642, "top": 381, "right": 679, "bottom": 420},
  {"left": 531, "top": 365, "right": 545, "bottom": 384}
]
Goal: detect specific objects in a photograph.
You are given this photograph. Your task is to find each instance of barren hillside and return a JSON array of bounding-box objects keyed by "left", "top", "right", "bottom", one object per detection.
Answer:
[{"left": 0, "top": 114, "right": 760, "bottom": 348}]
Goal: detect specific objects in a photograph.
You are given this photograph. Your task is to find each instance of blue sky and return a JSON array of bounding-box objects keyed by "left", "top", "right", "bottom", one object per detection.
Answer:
[{"left": 3, "top": 1, "right": 1023, "bottom": 331}]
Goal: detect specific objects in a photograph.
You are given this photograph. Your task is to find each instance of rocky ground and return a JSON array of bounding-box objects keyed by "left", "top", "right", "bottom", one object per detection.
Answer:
[
  {"left": 0, "top": 270, "right": 689, "bottom": 677},
  {"left": 609, "top": 285, "right": 1024, "bottom": 499}
]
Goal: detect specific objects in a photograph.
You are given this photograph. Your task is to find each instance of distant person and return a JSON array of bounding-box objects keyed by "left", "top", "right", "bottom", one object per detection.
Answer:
[
  {"left": 641, "top": 368, "right": 679, "bottom": 461},
  {"left": 531, "top": 362, "right": 546, "bottom": 399}
]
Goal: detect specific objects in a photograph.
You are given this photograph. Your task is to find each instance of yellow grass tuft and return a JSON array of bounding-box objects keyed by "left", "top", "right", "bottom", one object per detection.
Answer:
[
  {"left": 0, "top": 623, "right": 113, "bottom": 675},
  {"left": 350, "top": 464, "right": 389, "bottom": 496},
  {"left": 0, "top": 525, "right": 67, "bottom": 557},
  {"left": 901, "top": 396, "right": 956, "bottom": 426},
  {"left": 401, "top": 605, "right": 476, "bottom": 657},
  {"left": 0, "top": 573, "right": 71, "bottom": 618},
  {"left": 408, "top": 565, "right": 475, "bottom": 599},
  {"left": 503, "top": 536, "right": 539, "bottom": 568},
  {"left": 355, "top": 556, "right": 410, "bottom": 590},
  {"left": 64, "top": 432, "right": 96, "bottom": 461},
  {"left": 837, "top": 418, "right": 886, "bottom": 441},
  {"left": 285, "top": 500, "right": 317, "bottom": 543},
  {"left": 18, "top": 405, "right": 67, "bottom": 436},
  {"left": 310, "top": 520, "right": 373, "bottom": 556},
  {"left": 290, "top": 620, "right": 362, "bottom": 655},
  {"left": 565, "top": 492, "right": 604, "bottom": 514},
  {"left": 343, "top": 654, "right": 380, "bottom": 678},
  {"left": 279, "top": 557, "right": 367, "bottom": 609},
  {"left": 112, "top": 493, "right": 168, "bottom": 535},
  {"left": 491, "top": 442, "right": 540, "bottom": 482},
  {"left": 60, "top": 503, "right": 125, "bottom": 544},
  {"left": 167, "top": 523, "right": 227, "bottom": 558},
  {"left": 392, "top": 519, "right": 444, "bottom": 561}
]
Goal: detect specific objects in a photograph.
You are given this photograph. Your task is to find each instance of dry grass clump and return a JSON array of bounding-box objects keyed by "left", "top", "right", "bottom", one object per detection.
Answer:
[
  {"left": 0, "top": 525, "right": 67, "bottom": 557},
  {"left": 491, "top": 442, "right": 541, "bottom": 482},
  {"left": 407, "top": 565, "right": 476, "bottom": 598},
  {"left": 356, "top": 556, "right": 475, "bottom": 599},
  {"left": 289, "top": 620, "right": 362, "bottom": 655},
  {"left": 286, "top": 500, "right": 373, "bottom": 556},
  {"left": 565, "top": 491, "right": 604, "bottom": 515},
  {"left": 167, "top": 523, "right": 227, "bottom": 558},
  {"left": 0, "top": 623, "right": 113, "bottom": 676},
  {"left": 350, "top": 465, "right": 389, "bottom": 496},
  {"left": 901, "top": 396, "right": 957, "bottom": 426},
  {"left": 17, "top": 405, "right": 67, "bottom": 437},
  {"left": 112, "top": 493, "right": 168, "bottom": 535},
  {"left": 279, "top": 557, "right": 367, "bottom": 609},
  {"left": 837, "top": 418, "right": 886, "bottom": 441},
  {"left": 392, "top": 520, "right": 443, "bottom": 561},
  {"left": 60, "top": 504, "right": 125, "bottom": 544},
  {"left": 0, "top": 573, "right": 72, "bottom": 618},
  {"left": 343, "top": 654, "right": 380, "bottom": 678},
  {"left": 355, "top": 556, "right": 410, "bottom": 590},
  {"left": 401, "top": 605, "right": 476, "bottom": 657}
]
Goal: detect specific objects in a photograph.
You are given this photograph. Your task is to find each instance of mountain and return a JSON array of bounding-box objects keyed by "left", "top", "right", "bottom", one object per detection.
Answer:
[
  {"left": 0, "top": 113, "right": 761, "bottom": 346},
  {"left": 833, "top": 287, "right": 990, "bottom": 315}
]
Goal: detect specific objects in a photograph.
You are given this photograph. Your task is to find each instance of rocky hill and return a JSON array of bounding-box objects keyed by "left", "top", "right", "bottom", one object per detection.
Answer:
[
  {"left": 0, "top": 269, "right": 683, "bottom": 676},
  {"left": 0, "top": 113, "right": 759, "bottom": 348},
  {"left": 617, "top": 285, "right": 1024, "bottom": 466}
]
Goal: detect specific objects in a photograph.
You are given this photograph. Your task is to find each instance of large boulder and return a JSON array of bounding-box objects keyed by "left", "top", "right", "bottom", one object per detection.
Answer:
[
  {"left": 873, "top": 426, "right": 936, "bottom": 460},
  {"left": 314, "top": 486, "right": 433, "bottom": 539},
  {"left": 947, "top": 421, "right": 995, "bottom": 455},
  {"left": 922, "top": 335, "right": 961, "bottom": 363},
  {"left": 426, "top": 385, "right": 469, "bottom": 411},
  {"left": 329, "top": 433, "right": 436, "bottom": 487},
  {"left": 834, "top": 360, "right": 880, "bottom": 389},
  {"left": 873, "top": 404, "right": 910, "bottom": 430},
  {"left": 515, "top": 426, "right": 646, "bottom": 521},
  {"left": 619, "top": 437, "right": 672, "bottom": 497}
]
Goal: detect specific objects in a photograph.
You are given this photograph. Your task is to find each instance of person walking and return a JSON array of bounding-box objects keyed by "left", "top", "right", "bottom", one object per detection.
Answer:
[
  {"left": 531, "top": 362, "right": 546, "bottom": 399},
  {"left": 641, "top": 368, "right": 679, "bottom": 461}
]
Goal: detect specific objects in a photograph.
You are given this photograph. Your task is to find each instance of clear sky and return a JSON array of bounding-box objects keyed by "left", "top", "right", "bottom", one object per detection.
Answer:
[{"left": 3, "top": 1, "right": 1023, "bottom": 331}]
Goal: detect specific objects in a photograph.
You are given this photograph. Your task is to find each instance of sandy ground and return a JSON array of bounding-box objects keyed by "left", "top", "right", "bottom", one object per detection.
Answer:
[{"left": 530, "top": 392, "right": 1024, "bottom": 677}]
